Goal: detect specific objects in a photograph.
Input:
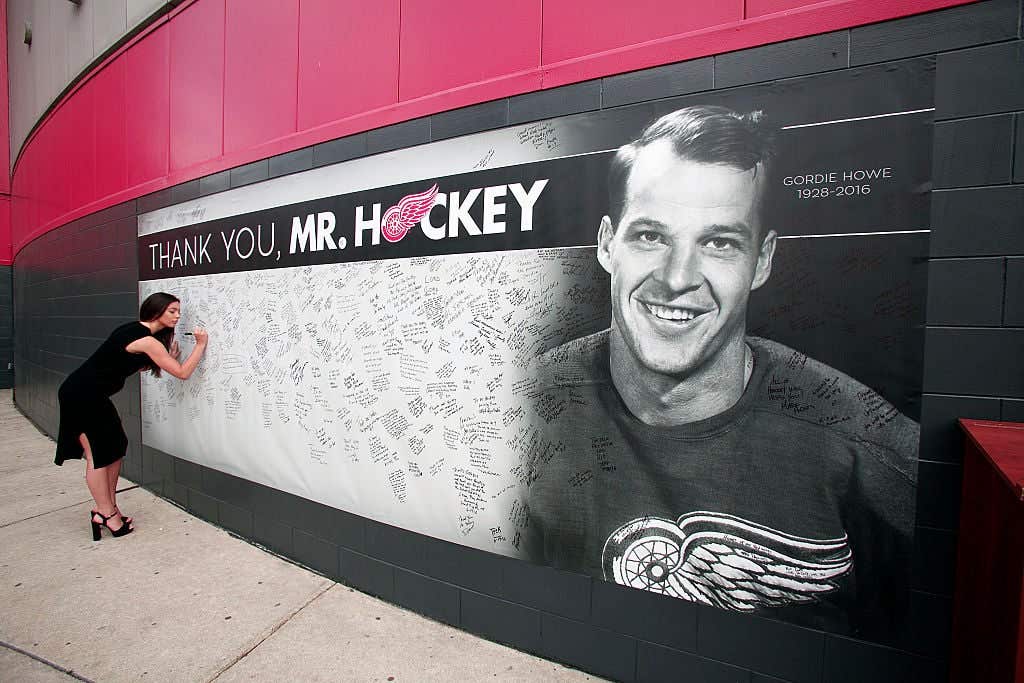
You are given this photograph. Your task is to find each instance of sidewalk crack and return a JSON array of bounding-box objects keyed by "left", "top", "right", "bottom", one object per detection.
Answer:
[
  {"left": 206, "top": 581, "right": 335, "bottom": 683},
  {"left": 0, "top": 638, "right": 96, "bottom": 682}
]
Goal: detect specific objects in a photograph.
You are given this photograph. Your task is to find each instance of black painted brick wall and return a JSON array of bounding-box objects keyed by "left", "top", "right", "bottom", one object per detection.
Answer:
[
  {"left": 0, "top": 266, "right": 12, "bottom": 390},
  {"left": 12, "top": 1, "right": 1024, "bottom": 681},
  {"left": 12, "top": 204, "right": 142, "bottom": 482}
]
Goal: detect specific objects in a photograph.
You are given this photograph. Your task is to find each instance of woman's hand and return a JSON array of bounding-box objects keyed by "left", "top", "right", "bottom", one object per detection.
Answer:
[
  {"left": 170, "top": 340, "right": 181, "bottom": 359},
  {"left": 193, "top": 327, "right": 209, "bottom": 345}
]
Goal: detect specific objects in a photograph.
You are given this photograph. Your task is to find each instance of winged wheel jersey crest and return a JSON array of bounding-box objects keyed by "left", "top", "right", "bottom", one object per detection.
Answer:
[
  {"left": 381, "top": 184, "right": 439, "bottom": 243},
  {"left": 602, "top": 512, "right": 853, "bottom": 611}
]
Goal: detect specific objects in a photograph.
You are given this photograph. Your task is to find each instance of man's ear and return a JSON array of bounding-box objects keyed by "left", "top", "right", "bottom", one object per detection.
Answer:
[
  {"left": 597, "top": 216, "right": 615, "bottom": 275},
  {"left": 751, "top": 229, "right": 777, "bottom": 291}
]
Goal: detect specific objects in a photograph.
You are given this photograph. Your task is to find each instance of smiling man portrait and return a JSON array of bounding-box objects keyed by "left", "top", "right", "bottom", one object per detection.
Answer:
[{"left": 523, "top": 105, "right": 919, "bottom": 644}]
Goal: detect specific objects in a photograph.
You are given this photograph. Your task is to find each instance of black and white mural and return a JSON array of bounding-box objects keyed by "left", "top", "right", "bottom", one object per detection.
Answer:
[{"left": 139, "top": 59, "right": 933, "bottom": 644}]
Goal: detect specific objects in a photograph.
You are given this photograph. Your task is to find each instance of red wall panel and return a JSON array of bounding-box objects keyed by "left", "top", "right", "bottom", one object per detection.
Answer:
[
  {"left": 10, "top": 170, "right": 25, "bottom": 261},
  {"left": 399, "top": 0, "right": 542, "bottom": 100},
  {"left": 0, "top": 197, "right": 10, "bottom": 264},
  {"left": 92, "top": 57, "right": 128, "bottom": 202},
  {"left": 49, "top": 108, "right": 74, "bottom": 221},
  {"left": 65, "top": 85, "right": 96, "bottom": 215},
  {"left": 297, "top": 0, "right": 400, "bottom": 130},
  {"left": 10, "top": 0, "right": 977, "bottom": 259},
  {"left": 170, "top": 0, "right": 225, "bottom": 172},
  {"left": 32, "top": 118, "right": 60, "bottom": 230},
  {"left": 223, "top": 0, "right": 299, "bottom": 153},
  {"left": 746, "top": 0, "right": 826, "bottom": 19},
  {"left": 17, "top": 145, "right": 35, "bottom": 248},
  {"left": 126, "top": 24, "right": 170, "bottom": 188},
  {"left": 542, "top": 0, "right": 743, "bottom": 65}
]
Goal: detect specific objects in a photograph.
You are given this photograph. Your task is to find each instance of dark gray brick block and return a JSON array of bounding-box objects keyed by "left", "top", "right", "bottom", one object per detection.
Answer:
[
  {"left": 461, "top": 591, "right": 541, "bottom": 653},
  {"left": 423, "top": 539, "right": 506, "bottom": 598},
  {"left": 363, "top": 521, "right": 430, "bottom": 574},
  {"left": 1014, "top": 114, "right": 1023, "bottom": 183},
  {"left": 936, "top": 40, "right": 1024, "bottom": 119},
  {"left": 217, "top": 500, "right": 253, "bottom": 537},
  {"left": 850, "top": 0, "right": 1020, "bottom": 66},
  {"left": 252, "top": 512, "right": 293, "bottom": 555},
  {"left": 930, "top": 186, "right": 1024, "bottom": 257},
  {"left": 187, "top": 488, "right": 219, "bottom": 523},
  {"left": 201, "top": 467, "right": 255, "bottom": 508},
  {"left": 199, "top": 170, "right": 231, "bottom": 196},
  {"left": 136, "top": 187, "right": 175, "bottom": 214},
  {"left": 173, "top": 457, "right": 203, "bottom": 489},
  {"left": 1002, "top": 398, "right": 1024, "bottom": 421},
  {"left": 164, "top": 480, "right": 189, "bottom": 507},
  {"left": 637, "top": 642, "right": 750, "bottom": 683},
  {"left": 925, "top": 257, "right": 1005, "bottom": 326},
  {"left": 230, "top": 159, "right": 269, "bottom": 188},
  {"left": 339, "top": 548, "right": 395, "bottom": 600},
  {"left": 697, "top": 607, "right": 824, "bottom": 683},
  {"left": 276, "top": 496, "right": 364, "bottom": 552},
  {"left": 501, "top": 560, "right": 591, "bottom": 621},
  {"left": 142, "top": 445, "right": 174, "bottom": 480},
  {"left": 933, "top": 115, "right": 1015, "bottom": 188},
  {"left": 430, "top": 100, "right": 508, "bottom": 141},
  {"left": 269, "top": 147, "right": 314, "bottom": 177},
  {"left": 592, "top": 579, "right": 697, "bottom": 654},
  {"left": 906, "top": 591, "right": 953, "bottom": 658},
  {"left": 171, "top": 179, "right": 201, "bottom": 204},
  {"left": 911, "top": 657, "right": 950, "bottom": 683},
  {"left": 508, "top": 81, "right": 602, "bottom": 125},
  {"left": 919, "top": 394, "right": 1001, "bottom": 463},
  {"left": 923, "top": 328, "right": 1024, "bottom": 397},
  {"left": 293, "top": 529, "right": 338, "bottom": 578},
  {"left": 393, "top": 568, "right": 459, "bottom": 625},
  {"left": 822, "top": 635, "right": 916, "bottom": 683},
  {"left": 602, "top": 58, "right": 713, "bottom": 108},
  {"left": 912, "top": 526, "right": 957, "bottom": 595},
  {"left": 715, "top": 31, "right": 848, "bottom": 89},
  {"left": 313, "top": 134, "right": 367, "bottom": 167},
  {"left": 539, "top": 614, "right": 637, "bottom": 683},
  {"left": 1004, "top": 257, "right": 1024, "bottom": 326},
  {"left": 366, "top": 118, "right": 431, "bottom": 155},
  {"left": 915, "top": 461, "right": 962, "bottom": 530}
]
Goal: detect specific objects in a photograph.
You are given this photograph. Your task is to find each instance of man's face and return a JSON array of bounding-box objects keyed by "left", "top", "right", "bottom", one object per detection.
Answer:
[{"left": 599, "top": 139, "right": 776, "bottom": 379}]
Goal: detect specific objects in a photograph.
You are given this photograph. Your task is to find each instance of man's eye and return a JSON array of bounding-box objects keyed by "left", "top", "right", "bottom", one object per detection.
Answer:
[
  {"left": 705, "top": 237, "right": 737, "bottom": 251},
  {"left": 637, "top": 231, "right": 664, "bottom": 244}
]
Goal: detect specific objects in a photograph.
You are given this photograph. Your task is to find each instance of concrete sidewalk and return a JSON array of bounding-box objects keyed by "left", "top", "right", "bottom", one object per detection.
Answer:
[{"left": 0, "top": 389, "right": 601, "bottom": 682}]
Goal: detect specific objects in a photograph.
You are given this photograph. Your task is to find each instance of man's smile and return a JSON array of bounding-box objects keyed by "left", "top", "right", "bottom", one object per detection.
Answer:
[{"left": 639, "top": 300, "right": 713, "bottom": 325}]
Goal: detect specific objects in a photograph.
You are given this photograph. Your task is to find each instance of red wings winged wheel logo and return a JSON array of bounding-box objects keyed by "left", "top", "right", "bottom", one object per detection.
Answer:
[{"left": 381, "top": 184, "right": 439, "bottom": 243}]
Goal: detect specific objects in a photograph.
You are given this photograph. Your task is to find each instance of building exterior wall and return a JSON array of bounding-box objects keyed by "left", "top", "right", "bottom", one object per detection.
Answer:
[
  {"left": 5, "top": 0, "right": 975, "bottom": 267},
  {"left": 9, "top": 1, "right": 1024, "bottom": 680},
  {"left": 6, "top": 0, "right": 168, "bottom": 164}
]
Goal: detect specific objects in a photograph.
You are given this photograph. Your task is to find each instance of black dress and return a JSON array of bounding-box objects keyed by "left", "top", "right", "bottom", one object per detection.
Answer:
[{"left": 55, "top": 322, "right": 154, "bottom": 468}]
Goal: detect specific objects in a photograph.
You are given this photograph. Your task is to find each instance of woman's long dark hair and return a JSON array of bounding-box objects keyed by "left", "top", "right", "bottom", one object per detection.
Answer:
[{"left": 139, "top": 292, "right": 179, "bottom": 377}]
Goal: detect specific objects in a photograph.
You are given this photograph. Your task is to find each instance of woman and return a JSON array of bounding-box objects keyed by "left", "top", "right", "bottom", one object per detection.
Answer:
[{"left": 55, "top": 292, "right": 209, "bottom": 539}]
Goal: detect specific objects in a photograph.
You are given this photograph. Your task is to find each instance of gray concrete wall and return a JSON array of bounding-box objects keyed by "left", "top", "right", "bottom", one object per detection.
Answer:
[
  {"left": 10, "top": 1, "right": 1024, "bottom": 680},
  {"left": 6, "top": 0, "right": 169, "bottom": 164}
]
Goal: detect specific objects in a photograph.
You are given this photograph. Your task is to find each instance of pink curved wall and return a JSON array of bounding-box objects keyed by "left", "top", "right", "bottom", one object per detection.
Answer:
[{"left": 5, "top": 0, "right": 974, "bottom": 266}]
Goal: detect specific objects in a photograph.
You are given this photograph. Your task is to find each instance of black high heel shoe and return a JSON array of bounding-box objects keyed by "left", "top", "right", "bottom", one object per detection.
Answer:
[
  {"left": 92, "top": 508, "right": 132, "bottom": 526},
  {"left": 90, "top": 511, "right": 133, "bottom": 540}
]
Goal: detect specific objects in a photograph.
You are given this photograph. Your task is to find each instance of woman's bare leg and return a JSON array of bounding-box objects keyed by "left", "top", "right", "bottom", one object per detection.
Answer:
[
  {"left": 107, "top": 457, "right": 122, "bottom": 512},
  {"left": 80, "top": 434, "right": 127, "bottom": 531}
]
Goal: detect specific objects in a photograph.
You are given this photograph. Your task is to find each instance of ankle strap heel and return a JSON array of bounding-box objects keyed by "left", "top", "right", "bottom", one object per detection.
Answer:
[{"left": 90, "top": 511, "right": 133, "bottom": 539}]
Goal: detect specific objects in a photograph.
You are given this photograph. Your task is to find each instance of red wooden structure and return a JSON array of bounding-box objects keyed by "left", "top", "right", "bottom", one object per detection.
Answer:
[{"left": 952, "top": 419, "right": 1024, "bottom": 682}]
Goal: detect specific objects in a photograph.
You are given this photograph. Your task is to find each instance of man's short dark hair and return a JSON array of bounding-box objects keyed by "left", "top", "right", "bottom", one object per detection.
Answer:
[{"left": 607, "top": 106, "right": 776, "bottom": 229}]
